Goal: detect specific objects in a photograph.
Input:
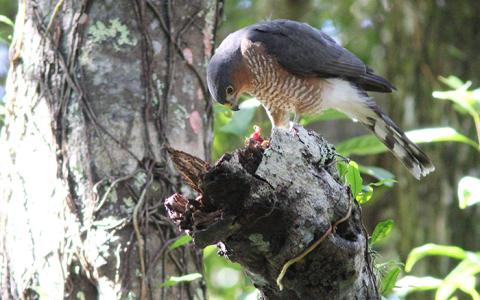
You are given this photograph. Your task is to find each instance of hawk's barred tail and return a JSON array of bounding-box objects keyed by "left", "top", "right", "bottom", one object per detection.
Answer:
[
  {"left": 322, "top": 79, "right": 435, "bottom": 179},
  {"left": 360, "top": 101, "right": 435, "bottom": 179}
]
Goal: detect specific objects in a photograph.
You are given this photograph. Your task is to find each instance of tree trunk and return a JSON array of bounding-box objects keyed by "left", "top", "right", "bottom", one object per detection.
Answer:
[
  {"left": 165, "top": 127, "right": 379, "bottom": 300},
  {"left": 0, "top": 0, "right": 221, "bottom": 299}
]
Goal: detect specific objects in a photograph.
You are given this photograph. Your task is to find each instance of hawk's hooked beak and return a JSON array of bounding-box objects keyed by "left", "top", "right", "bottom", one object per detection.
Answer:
[{"left": 224, "top": 101, "right": 240, "bottom": 111}]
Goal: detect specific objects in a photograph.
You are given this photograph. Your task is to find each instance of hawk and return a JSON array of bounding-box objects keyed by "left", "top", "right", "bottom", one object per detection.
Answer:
[{"left": 207, "top": 19, "right": 434, "bottom": 179}]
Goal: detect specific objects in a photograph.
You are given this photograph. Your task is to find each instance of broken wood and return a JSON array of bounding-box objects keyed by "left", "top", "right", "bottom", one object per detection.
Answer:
[{"left": 165, "top": 126, "right": 379, "bottom": 300}]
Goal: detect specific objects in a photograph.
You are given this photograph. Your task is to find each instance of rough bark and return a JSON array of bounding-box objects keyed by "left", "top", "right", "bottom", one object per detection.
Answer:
[
  {"left": 166, "top": 126, "right": 379, "bottom": 300},
  {"left": 0, "top": 0, "right": 221, "bottom": 299}
]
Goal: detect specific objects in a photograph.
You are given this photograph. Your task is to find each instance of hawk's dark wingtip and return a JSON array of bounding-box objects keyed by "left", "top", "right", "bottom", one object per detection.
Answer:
[{"left": 357, "top": 72, "right": 396, "bottom": 93}]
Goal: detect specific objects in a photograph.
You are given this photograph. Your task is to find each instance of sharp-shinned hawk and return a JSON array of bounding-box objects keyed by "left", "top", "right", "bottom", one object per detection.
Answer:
[{"left": 207, "top": 19, "right": 434, "bottom": 179}]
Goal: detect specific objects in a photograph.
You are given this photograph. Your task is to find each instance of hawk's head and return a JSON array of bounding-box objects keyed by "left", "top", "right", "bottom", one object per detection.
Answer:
[{"left": 207, "top": 30, "right": 249, "bottom": 111}]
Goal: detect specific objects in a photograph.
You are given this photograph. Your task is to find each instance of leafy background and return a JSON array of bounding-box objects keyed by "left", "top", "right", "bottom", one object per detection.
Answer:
[{"left": 1, "top": 0, "right": 479, "bottom": 299}]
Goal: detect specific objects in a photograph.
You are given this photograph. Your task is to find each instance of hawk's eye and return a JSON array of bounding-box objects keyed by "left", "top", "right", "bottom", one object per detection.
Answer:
[{"left": 226, "top": 86, "right": 234, "bottom": 95}]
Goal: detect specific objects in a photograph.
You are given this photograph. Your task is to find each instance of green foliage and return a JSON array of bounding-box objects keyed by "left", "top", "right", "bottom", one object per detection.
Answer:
[
  {"left": 339, "top": 160, "right": 396, "bottom": 205},
  {"left": 356, "top": 184, "right": 373, "bottom": 204},
  {"left": 336, "top": 127, "right": 479, "bottom": 157},
  {"left": 406, "top": 127, "right": 479, "bottom": 149},
  {"left": 387, "top": 77, "right": 480, "bottom": 299},
  {"left": 0, "top": 15, "right": 13, "bottom": 27},
  {"left": 336, "top": 134, "right": 387, "bottom": 156},
  {"left": 169, "top": 234, "right": 193, "bottom": 250},
  {"left": 370, "top": 219, "right": 394, "bottom": 246},
  {"left": 0, "top": 0, "right": 16, "bottom": 43},
  {"left": 381, "top": 265, "right": 401, "bottom": 295},
  {"left": 433, "top": 78, "right": 480, "bottom": 210},
  {"left": 341, "top": 163, "right": 401, "bottom": 296},
  {"left": 0, "top": 14, "right": 13, "bottom": 44},
  {"left": 212, "top": 103, "right": 243, "bottom": 159},
  {"left": 393, "top": 276, "right": 443, "bottom": 298},
  {"left": 203, "top": 245, "right": 257, "bottom": 299},
  {"left": 405, "top": 244, "right": 468, "bottom": 271},
  {"left": 457, "top": 176, "right": 480, "bottom": 209},
  {"left": 434, "top": 76, "right": 480, "bottom": 145},
  {"left": 395, "top": 244, "right": 480, "bottom": 300},
  {"left": 219, "top": 98, "right": 261, "bottom": 136},
  {"left": 358, "top": 165, "right": 395, "bottom": 185},
  {"left": 299, "top": 108, "right": 348, "bottom": 125},
  {"left": 344, "top": 160, "right": 362, "bottom": 198},
  {"left": 433, "top": 76, "right": 480, "bottom": 149},
  {"left": 159, "top": 273, "right": 203, "bottom": 287},
  {"left": 212, "top": 97, "right": 271, "bottom": 160}
]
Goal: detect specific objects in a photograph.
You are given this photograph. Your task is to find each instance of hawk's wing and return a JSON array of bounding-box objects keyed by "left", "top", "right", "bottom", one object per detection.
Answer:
[{"left": 246, "top": 19, "right": 395, "bottom": 93}]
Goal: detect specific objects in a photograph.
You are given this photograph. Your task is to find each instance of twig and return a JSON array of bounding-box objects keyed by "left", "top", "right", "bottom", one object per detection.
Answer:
[
  {"left": 146, "top": 0, "right": 209, "bottom": 103},
  {"left": 276, "top": 201, "right": 353, "bottom": 290},
  {"left": 45, "top": 0, "right": 65, "bottom": 35},
  {"left": 133, "top": 175, "right": 153, "bottom": 300},
  {"left": 93, "top": 170, "right": 142, "bottom": 212},
  {"left": 359, "top": 203, "right": 381, "bottom": 299}
]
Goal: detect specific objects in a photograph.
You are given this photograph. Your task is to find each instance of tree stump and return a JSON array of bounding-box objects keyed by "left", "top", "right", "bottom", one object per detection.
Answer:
[{"left": 165, "top": 126, "right": 379, "bottom": 300}]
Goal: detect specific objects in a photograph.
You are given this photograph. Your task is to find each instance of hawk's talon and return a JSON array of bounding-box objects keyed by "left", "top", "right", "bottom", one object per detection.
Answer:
[{"left": 260, "top": 140, "right": 270, "bottom": 149}]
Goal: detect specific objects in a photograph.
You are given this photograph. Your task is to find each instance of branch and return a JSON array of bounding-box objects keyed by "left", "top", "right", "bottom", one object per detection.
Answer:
[{"left": 165, "top": 126, "right": 379, "bottom": 299}]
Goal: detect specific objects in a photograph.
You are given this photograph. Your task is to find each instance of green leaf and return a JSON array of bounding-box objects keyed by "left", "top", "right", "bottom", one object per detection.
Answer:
[
  {"left": 220, "top": 98, "right": 261, "bottom": 137},
  {"left": 380, "top": 266, "right": 401, "bottom": 295},
  {"left": 0, "top": 15, "right": 14, "bottom": 27},
  {"left": 336, "top": 161, "right": 348, "bottom": 177},
  {"left": 345, "top": 161, "right": 362, "bottom": 198},
  {"left": 436, "top": 259, "right": 480, "bottom": 300},
  {"left": 370, "top": 219, "right": 394, "bottom": 245},
  {"left": 169, "top": 234, "right": 193, "bottom": 250},
  {"left": 356, "top": 185, "right": 373, "bottom": 204},
  {"left": 370, "top": 179, "right": 397, "bottom": 187},
  {"left": 406, "top": 127, "right": 479, "bottom": 149},
  {"left": 220, "top": 107, "right": 257, "bottom": 136},
  {"left": 394, "top": 275, "right": 442, "bottom": 297},
  {"left": 336, "top": 135, "right": 386, "bottom": 156},
  {"left": 160, "top": 273, "right": 203, "bottom": 287},
  {"left": 336, "top": 127, "right": 479, "bottom": 156},
  {"left": 213, "top": 103, "right": 231, "bottom": 113},
  {"left": 458, "top": 176, "right": 480, "bottom": 209},
  {"left": 439, "top": 75, "right": 467, "bottom": 89},
  {"left": 405, "top": 244, "right": 467, "bottom": 272},
  {"left": 300, "top": 109, "right": 348, "bottom": 125},
  {"left": 433, "top": 79, "right": 479, "bottom": 118},
  {"left": 358, "top": 165, "right": 396, "bottom": 186}
]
